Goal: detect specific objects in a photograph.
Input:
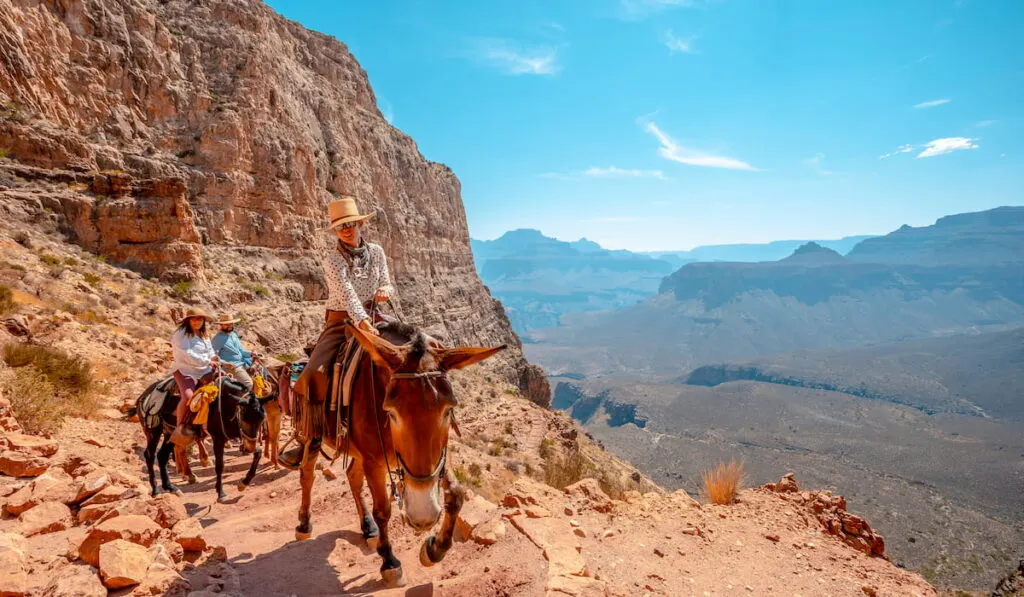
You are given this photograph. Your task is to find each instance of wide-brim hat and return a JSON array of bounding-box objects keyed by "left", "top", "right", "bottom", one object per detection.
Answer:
[
  {"left": 326, "top": 196, "right": 375, "bottom": 230},
  {"left": 179, "top": 307, "right": 213, "bottom": 325},
  {"left": 214, "top": 313, "right": 241, "bottom": 325}
]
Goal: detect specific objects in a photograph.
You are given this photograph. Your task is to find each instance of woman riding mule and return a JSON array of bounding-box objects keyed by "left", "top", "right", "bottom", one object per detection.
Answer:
[
  {"left": 282, "top": 197, "right": 507, "bottom": 588},
  {"left": 279, "top": 196, "right": 393, "bottom": 469},
  {"left": 170, "top": 308, "right": 219, "bottom": 443}
]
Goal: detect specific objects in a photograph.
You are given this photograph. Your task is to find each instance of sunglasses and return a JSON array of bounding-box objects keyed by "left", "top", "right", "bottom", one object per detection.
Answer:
[{"left": 337, "top": 221, "right": 358, "bottom": 230}]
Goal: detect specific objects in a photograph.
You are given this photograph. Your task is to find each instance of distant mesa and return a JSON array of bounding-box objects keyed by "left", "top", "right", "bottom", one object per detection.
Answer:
[{"left": 778, "top": 242, "right": 847, "bottom": 265}]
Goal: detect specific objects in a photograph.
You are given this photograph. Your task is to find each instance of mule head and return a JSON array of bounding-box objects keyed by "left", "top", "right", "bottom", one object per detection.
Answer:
[{"left": 350, "top": 322, "right": 506, "bottom": 531}]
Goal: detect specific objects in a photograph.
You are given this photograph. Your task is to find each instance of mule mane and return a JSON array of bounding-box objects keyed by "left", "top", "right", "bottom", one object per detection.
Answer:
[{"left": 378, "top": 321, "right": 439, "bottom": 371}]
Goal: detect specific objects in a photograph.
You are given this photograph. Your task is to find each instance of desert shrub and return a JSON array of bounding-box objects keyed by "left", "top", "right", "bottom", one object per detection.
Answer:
[
  {"left": 488, "top": 444, "right": 503, "bottom": 457},
  {"left": 453, "top": 464, "right": 481, "bottom": 487},
  {"left": 1, "top": 344, "right": 97, "bottom": 434},
  {"left": 82, "top": 272, "right": 101, "bottom": 287},
  {"left": 3, "top": 343, "right": 93, "bottom": 395},
  {"left": 702, "top": 459, "right": 744, "bottom": 505},
  {"left": 243, "top": 282, "right": 269, "bottom": 298},
  {"left": 75, "top": 311, "right": 109, "bottom": 325},
  {"left": 274, "top": 353, "right": 299, "bottom": 363},
  {"left": 503, "top": 421, "right": 514, "bottom": 435},
  {"left": 543, "top": 447, "right": 588, "bottom": 491},
  {"left": 170, "top": 280, "right": 193, "bottom": 298},
  {"left": 64, "top": 257, "right": 80, "bottom": 266},
  {"left": 0, "top": 285, "right": 16, "bottom": 316},
  {"left": 0, "top": 148, "right": 9, "bottom": 159},
  {"left": 39, "top": 254, "right": 61, "bottom": 266},
  {"left": 538, "top": 438, "right": 553, "bottom": 460},
  {"left": 598, "top": 472, "right": 629, "bottom": 500}
]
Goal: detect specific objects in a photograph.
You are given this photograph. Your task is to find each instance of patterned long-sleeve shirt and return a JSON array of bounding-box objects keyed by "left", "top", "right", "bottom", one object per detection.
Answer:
[{"left": 321, "top": 240, "right": 394, "bottom": 324}]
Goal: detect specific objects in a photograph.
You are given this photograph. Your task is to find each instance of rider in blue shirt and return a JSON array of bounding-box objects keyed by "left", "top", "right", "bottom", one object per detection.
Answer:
[{"left": 212, "top": 313, "right": 254, "bottom": 391}]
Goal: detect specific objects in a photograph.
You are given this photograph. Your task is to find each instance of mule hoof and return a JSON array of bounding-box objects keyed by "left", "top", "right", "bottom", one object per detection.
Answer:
[
  {"left": 217, "top": 492, "right": 228, "bottom": 503},
  {"left": 419, "top": 540, "right": 435, "bottom": 567},
  {"left": 187, "top": 474, "right": 197, "bottom": 484},
  {"left": 381, "top": 566, "right": 406, "bottom": 588},
  {"left": 295, "top": 527, "right": 312, "bottom": 541},
  {"left": 173, "top": 488, "right": 184, "bottom": 498},
  {"left": 236, "top": 481, "right": 248, "bottom": 492},
  {"left": 200, "top": 459, "right": 211, "bottom": 468},
  {"left": 366, "top": 535, "right": 380, "bottom": 551}
]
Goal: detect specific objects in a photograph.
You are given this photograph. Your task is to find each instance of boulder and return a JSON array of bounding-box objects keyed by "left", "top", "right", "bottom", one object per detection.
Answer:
[
  {"left": 0, "top": 397, "right": 22, "bottom": 433},
  {"left": 0, "top": 451, "right": 50, "bottom": 478},
  {"left": 71, "top": 472, "right": 110, "bottom": 504},
  {"left": 171, "top": 517, "right": 206, "bottom": 552},
  {"left": 40, "top": 563, "right": 106, "bottom": 597},
  {"left": 19, "top": 501, "right": 73, "bottom": 536},
  {"left": 0, "top": 433, "right": 58, "bottom": 457},
  {"left": 455, "top": 495, "right": 499, "bottom": 542},
  {"left": 0, "top": 533, "right": 28, "bottom": 597},
  {"left": 470, "top": 518, "right": 507, "bottom": 546},
  {"left": 77, "top": 503, "right": 115, "bottom": 525},
  {"left": 4, "top": 471, "right": 76, "bottom": 516},
  {"left": 563, "top": 479, "right": 613, "bottom": 514},
  {"left": 99, "top": 539, "right": 153, "bottom": 589},
  {"left": 120, "top": 493, "right": 187, "bottom": 529},
  {"left": 137, "top": 560, "right": 188, "bottom": 596},
  {"left": 509, "top": 515, "right": 588, "bottom": 577},
  {"left": 80, "top": 484, "right": 136, "bottom": 507},
  {"left": 78, "top": 515, "right": 162, "bottom": 566}
]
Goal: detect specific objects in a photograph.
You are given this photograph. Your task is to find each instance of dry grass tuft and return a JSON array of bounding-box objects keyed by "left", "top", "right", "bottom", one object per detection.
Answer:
[
  {"left": 543, "top": 446, "right": 588, "bottom": 490},
  {"left": 0, "top": 285, "right": 16, "bottom": 316},
  {"left": 702, "top": 459, "right": 745, "bottom": 505},
  {"left": 1, "top": 343, "right": 98, "bottom": 433}
]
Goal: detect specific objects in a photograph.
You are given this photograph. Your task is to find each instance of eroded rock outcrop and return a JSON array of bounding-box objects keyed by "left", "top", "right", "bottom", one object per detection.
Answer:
[{"left": 0, "top": 0, "right": 547, "bottom": 405}]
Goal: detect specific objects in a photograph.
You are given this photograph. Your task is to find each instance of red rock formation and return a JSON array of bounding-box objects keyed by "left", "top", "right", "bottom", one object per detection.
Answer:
[
  {"left": 0, "top": 0, "right": 548, "bottom": 404},
  {"left": 761, "top": 473, "right": 886, "bottom": 557}
]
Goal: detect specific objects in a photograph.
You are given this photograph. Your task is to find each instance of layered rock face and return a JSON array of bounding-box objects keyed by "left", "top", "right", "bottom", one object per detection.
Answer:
[{"left": 0, "top": 0, "right": 548, "bottom": 404}]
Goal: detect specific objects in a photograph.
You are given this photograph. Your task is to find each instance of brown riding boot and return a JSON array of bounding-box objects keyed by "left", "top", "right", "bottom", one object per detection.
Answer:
[{"left": 279, "top": 436, "right": 321, "bottom": 470}]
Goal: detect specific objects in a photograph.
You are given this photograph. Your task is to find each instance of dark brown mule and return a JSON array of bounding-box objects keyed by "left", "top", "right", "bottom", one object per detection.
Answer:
[
  {"left": 136, "top": 373, "right": 267, "bottom": 501},
  {"left": 293, "top": 321, "right": 505, "bottom": 588}
]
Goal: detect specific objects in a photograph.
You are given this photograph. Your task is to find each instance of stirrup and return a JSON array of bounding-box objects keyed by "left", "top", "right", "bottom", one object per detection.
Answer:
[{"left": 279, "top": 437, "right": 320, "bottom": 470}]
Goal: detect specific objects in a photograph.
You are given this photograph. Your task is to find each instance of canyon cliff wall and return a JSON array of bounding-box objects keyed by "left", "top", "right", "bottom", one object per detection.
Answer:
[{"left": 0, "top": 0, "right": 549, "bottom": 404}]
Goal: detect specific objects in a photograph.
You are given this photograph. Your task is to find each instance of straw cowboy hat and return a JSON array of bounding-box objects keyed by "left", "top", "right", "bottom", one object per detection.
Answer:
[
  {"left": 179, "top": 307, "right": 213, "bottom": 325},
  {"left": 326, "top": 196, "right": 375, "bottom": 230},
  {"left": 214, "top": 312, "right": 241, "bottom": 325}
]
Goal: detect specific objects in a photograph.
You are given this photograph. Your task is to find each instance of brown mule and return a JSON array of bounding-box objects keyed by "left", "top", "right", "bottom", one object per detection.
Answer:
[{"left": 292, "top": 321, "right": 505, "bottom": 588}]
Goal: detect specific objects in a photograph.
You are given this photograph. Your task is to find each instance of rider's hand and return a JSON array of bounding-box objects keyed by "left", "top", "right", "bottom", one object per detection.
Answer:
[
  {"left": 357, "top": 318, "right": 380, "bottom": 336},
  {"left": 374, "top": 287, "right": 391, "bottom": 304},
  {"left": 211, "top": 356, "right": 220, "bottom": 364}
]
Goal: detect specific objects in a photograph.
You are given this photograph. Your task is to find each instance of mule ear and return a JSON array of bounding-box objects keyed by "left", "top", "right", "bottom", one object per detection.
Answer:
[
  {"left": 349, "top": 323, "right": 405, "bottom": 370},
  {"left": 438, "top": 345, "right": 507, "bottom": 371}
]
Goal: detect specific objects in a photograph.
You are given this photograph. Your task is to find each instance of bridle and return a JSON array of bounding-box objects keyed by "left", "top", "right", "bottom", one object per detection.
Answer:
[{"left": 386, "top": 369, "right": 456, "bottom": 488}]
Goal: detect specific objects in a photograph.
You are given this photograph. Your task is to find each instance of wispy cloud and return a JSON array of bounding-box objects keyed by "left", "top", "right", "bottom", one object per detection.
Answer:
[
  {"left": 661, "top": 30, "right": 696, "bottom": 54},
  {"left": 643, "top": 121, "right": 758, "bottom": 171},
  {"left": 879, "top": 144, "right": 915, "bottom": 159},
  {"left": 584, "top": 166, "right": 668, "bottom": 179},
  {"left": 471, "top": 38, "right": 560, "bottom": 75},
  {"left": 541, "top": 166, "right": 669, "bottom": 181},
  {"left": 620, "top": 0, "right": 696, "bottom": 19},
  {"left": 913, "top": 98, "right": 951, "bottom": 109},
  {"left": 916, "top": 137, "right": 978, "bottom": 158},
  {"left": 975, "top": 119, "right": 998, "bottom": 127},
  {"left": 805, "top": 153, "right": 833, "bottom": 175},
  {"left": 880, "top": 138, "right": 980, "bottom": 160},
  {"left": 580, "top": 216, "right": 644, "bottom": 223}
]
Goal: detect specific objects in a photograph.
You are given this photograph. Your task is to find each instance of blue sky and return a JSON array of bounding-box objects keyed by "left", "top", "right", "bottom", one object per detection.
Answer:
[{"left": 266, "top": 0, "right": 1023, "bottom": 251}]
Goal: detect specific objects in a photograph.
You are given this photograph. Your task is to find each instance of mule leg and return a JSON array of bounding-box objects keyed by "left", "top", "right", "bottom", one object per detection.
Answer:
[
  {"left": 157, "top": 436, "right": 181, "bottom": 496},
  {"left": 420, "top": 470, "right": 466, "bottom": 567},
  {"left": 295, "top": 443, "right": 320, "bottom": 541},
  {"left": 267, "top": 403, "right": 281, "bottom": 469},
  {"left": 238, "top": 444, "right": 262, "bottom": 491},
  {"left": 197, "top": 436, "right": 211, "bottom": 468},
  {"left": 346, "top": 458, "right": 378, "bottom": 544},
  {"left": 213, "top": 434, "right": 227, "bottom": 502},
  {"left": 366, "top": 462, "right": 404, "bottom": 588},
  {"left": 144, "top": 430, "right": 161, "bottom": 497}
]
